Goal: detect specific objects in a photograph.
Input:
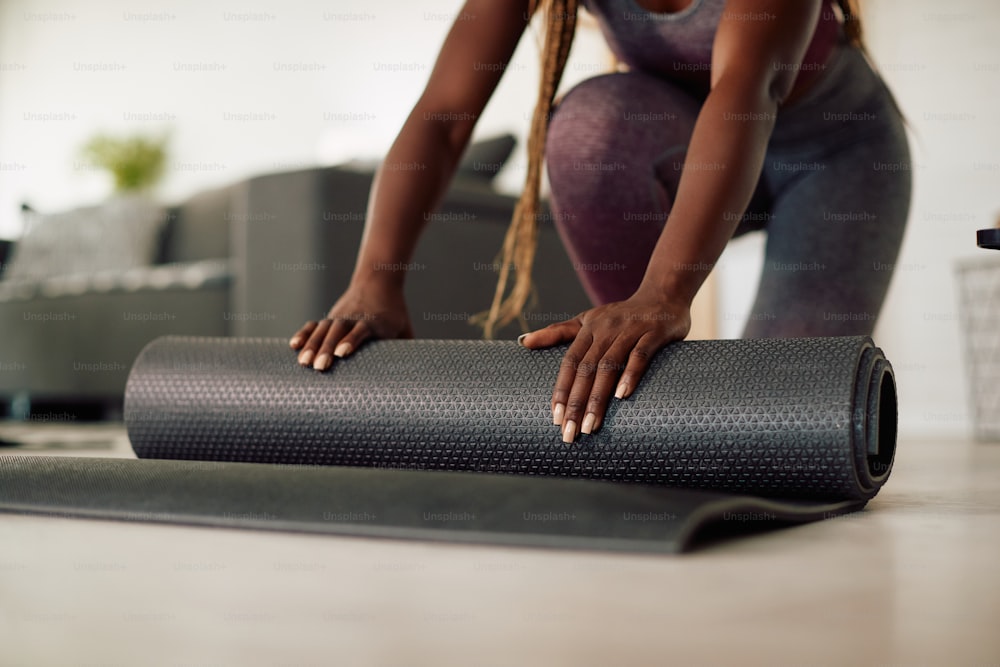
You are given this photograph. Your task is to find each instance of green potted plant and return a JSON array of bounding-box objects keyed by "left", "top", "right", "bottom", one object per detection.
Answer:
[
  {"left": 69, "top": 132, "right": 172, "bottom": 273},
  {"left": 80, "top": 132, "right": 169, "bottom": 193}
]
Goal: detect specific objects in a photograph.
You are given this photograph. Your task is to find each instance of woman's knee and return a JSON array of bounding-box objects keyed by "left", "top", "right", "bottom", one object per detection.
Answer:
[
  {"left": 546, "top": 71, "right": 698, "bottom": 176},
  {"left": 547, "top": 73, "right": 632, "bottom": 168}
]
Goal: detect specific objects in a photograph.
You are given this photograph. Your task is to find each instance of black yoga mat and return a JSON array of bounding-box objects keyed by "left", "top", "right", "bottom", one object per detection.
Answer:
[{"left": 0, "top": 335, "right": 897, "bottom": 553}]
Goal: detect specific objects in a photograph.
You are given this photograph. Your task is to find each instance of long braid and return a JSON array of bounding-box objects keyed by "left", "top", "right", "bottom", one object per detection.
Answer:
[
  {"left": 472, "top": 0, "right": 579, "bottom": 339},
  {"left": 836, "top": 0, "right": 908, "bottom": 124},
  {"left": 836, "top": 0, "right": 863, "bottom": 47}
]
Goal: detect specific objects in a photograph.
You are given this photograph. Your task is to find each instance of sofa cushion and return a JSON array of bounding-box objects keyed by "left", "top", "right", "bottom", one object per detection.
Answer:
[
  {"left": 0, "top": 259, "right": 232, "bottom": 302},
  {"left": 4, "top": 196, "right": 167, "bottom": 282}
]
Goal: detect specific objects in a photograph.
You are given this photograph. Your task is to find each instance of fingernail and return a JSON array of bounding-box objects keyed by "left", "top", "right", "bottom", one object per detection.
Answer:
[
  {"left": 298, "top": 349, "right": 314, "bottom": 366},
  {"left": 581, "top": 413, "right": 596, "bottom": 435},
  {"left": 313, "top": 353, "right": 331, "bottom": 371},
  {"left": 289, "top": 336, "right": 301, "bottom": 348},
  {"left": 562, "top": 419, "right": 577, "bottom": 444},
  {"left": 517, "top": 333, "right": 529, "bottom": 346},
  {"left": 333, "top": 342, "right": 352, "bottom": 358},
  {"left": 615, "top": 382, "right": 629, "bottom": 399},
  {"left": 552, "top": 403, "right": 565, "bottom": 425}
]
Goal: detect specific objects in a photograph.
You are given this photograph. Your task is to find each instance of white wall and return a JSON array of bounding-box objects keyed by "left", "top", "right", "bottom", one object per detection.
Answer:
[
  {"left": 867, "top": 1, "right": 999, "bottom": 439},
  {"left": 1, "top": 0, "right": 997, "bottom": 438},
  {"left": 0, "top": 0, "right": 607, "bottom": 234}
]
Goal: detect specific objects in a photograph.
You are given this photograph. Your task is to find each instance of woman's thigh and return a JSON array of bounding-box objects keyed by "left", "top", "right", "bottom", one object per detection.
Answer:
[
  {"left": 743, "top": 122, "right": 912, "bottom": 337},
  {"left": 545, "top": 71, "right": 704, "bottom": 305}
]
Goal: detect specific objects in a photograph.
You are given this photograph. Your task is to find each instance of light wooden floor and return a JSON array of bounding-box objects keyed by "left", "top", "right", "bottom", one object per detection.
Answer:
[{"left": 1, "top": 423, "right": 998, "bottom": 667}]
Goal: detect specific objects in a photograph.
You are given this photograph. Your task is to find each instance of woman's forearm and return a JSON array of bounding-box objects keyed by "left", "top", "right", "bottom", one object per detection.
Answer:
[
  {"left": 350, "top": 113, "right": 471, "bottom": 290},
  {"left": 638, "top": 77, "right": 779, "bottom": 306}
]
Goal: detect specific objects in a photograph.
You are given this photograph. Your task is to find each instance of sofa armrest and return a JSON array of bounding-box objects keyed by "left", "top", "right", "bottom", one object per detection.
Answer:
[
  {"left": 0, "top": 239, "right": 12, "bottom": 279},
  {"left": 227, "top": 166, "right": 371, "bottom": 337}
]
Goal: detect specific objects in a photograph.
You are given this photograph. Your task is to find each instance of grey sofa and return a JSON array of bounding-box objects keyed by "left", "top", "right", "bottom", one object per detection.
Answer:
[{"left": 0, "top": 161, "right": 591, "bottom": 416}]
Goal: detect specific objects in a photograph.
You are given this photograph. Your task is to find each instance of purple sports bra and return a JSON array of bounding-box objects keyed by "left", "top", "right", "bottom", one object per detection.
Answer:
[{"left": 582, "top": 0, "right": 843, "bottom": 92}]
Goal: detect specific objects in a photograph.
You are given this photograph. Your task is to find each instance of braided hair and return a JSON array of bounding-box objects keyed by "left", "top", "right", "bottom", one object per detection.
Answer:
[{"left": 473, "top": 0, "right": 579, "bottom": 338}]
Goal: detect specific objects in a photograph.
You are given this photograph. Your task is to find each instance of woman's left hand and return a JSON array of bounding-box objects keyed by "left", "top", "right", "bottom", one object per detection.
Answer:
[{"left": 520, "top": 288, "right": 692, "bottom": 443}]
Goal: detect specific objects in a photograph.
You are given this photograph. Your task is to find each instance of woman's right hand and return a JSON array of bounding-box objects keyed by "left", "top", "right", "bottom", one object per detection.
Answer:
[{"left": 289, "top": 280, "right": 413, "bottom": 371}]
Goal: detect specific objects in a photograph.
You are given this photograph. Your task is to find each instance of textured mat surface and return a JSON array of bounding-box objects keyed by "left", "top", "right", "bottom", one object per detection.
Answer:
[
  {"left": 0, "top": 335, "right": 897, "bottom": 553},
  {"left": 126, "top": 336, "right": 896, "bottom": 501}
]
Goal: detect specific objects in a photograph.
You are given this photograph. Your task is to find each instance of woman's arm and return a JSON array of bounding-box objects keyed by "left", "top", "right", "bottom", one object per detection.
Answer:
[
  {"left": 292, "top": 0, "right": 533, "bottom": 368},
  {"left": 525, "top": 0, "right": 825, "bottom": 442},
  {"left": 637, "top": 0, "right": 824, "bottom": 303},
  {"left": 352, "top": 0, "right": 535, "bottom": 290}
]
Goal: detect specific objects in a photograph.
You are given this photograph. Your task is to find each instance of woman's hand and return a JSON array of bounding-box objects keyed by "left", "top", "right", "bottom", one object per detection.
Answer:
[
  {"left": 520, "top": 288, "right": 692, "bottom": 443},
  {"left": 289, "top": 281, "right": 413, "bottom": 371}
]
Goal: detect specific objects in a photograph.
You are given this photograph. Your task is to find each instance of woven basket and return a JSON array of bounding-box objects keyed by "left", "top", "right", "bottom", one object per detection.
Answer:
[{"left": 955, "top": 255, "right": 1000, "bottom": 441}]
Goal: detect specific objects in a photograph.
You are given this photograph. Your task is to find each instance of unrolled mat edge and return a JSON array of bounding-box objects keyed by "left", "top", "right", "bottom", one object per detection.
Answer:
[{"left": 0, "top": 455, "right": 864, "bottom": 553}]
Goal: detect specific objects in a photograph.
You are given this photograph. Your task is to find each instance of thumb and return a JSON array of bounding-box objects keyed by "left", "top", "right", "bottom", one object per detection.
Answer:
[{"left": 519, "top": 318, "right": 582, "bottom": 349}]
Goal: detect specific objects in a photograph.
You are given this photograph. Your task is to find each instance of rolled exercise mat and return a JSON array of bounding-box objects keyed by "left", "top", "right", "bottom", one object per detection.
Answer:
[{"left": 125, "top": 336, "right": 896, "bottom": 498}]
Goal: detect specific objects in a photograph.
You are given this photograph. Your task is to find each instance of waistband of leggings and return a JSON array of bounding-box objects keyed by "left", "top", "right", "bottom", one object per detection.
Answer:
[{"left": 769, "top": 37, "right": 899, "bottom": 145}]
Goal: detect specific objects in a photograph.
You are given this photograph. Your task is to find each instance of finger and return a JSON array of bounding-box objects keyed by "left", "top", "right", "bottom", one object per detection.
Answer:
[
  {"left": 550, "top": 336, "right": 589, "bottom": 427},
  {"left": 550, "top": 330, "right": 593, "bottom": 429},
  {"left": 312, "top": 318, "right": 354, "bottom": 371},
  {"left": 289, "top": 321, "right": 318, "bottom": 349},
  {"left": 561, "top": 339, "right": 615, "bottom": 444},
  {"left": 566, "top": 338, "right": 632, "bottom": 435},
  {"left": 520, "top": 317, "right": 582, "bottom": 349},
  {"left": 615, "top": 332, "right": 659, "bottom": 400},
  {"left": 580, "top": 337, "right": 632, "bottom": 435},
  {"left": 330, "top": 319, "right": 373, "bottom": 360},
  {"left": 298, "top": 319, "right": 331, "bottom": 366}
]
